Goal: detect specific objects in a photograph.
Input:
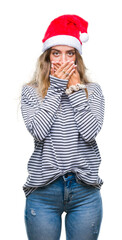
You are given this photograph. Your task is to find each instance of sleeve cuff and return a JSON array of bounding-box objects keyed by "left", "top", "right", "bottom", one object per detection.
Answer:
[{"left": 49, "top": 75, "right": 68, "bottom": 89}]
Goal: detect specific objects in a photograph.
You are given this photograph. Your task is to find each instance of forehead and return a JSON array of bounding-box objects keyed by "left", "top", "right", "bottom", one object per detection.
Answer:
[{"left": 51, "top": 45, "right": 75, "bottom": 51}]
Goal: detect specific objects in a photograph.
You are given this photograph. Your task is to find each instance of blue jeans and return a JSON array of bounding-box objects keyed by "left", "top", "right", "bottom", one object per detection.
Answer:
[{"left": 24, "top": 172, "right": 103, "bottom": 240}]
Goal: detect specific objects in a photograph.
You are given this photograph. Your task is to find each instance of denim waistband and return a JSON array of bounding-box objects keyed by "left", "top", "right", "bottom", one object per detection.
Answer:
[{"left": 62, "top": 172, "right": 76, "bottom": 181}]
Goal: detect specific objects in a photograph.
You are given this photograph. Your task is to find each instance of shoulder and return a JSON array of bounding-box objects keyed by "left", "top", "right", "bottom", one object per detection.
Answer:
[
  {"left": 21, "top": 84, "right": 41, "bottom": 104},
  {"left": 21, "top": 85, "right": 43, "bottom": 107},
  {"left": 21, "top": 84, "right": 37, "bottom": 96},
  {"left": 22, "top": 84, "right": 42, "bottom": 99}
]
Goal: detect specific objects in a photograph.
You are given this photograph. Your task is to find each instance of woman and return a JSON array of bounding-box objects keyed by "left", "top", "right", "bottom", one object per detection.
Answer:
[{"left": 21, "top": 14, "right": 105, "bottom": 240}]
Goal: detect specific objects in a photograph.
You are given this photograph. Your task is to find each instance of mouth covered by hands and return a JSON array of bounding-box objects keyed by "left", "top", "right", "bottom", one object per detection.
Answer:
[{"left": 50, "top": 60, "right": 81, "bottom": 88}]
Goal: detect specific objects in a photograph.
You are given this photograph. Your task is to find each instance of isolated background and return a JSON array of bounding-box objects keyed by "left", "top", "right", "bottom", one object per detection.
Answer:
[{"left": 0, "top": 0, "right": 122, "bottom": 239}]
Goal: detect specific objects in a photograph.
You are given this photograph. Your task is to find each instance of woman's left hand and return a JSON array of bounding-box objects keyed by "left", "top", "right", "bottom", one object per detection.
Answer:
[{"left": 67, "top": 68, "right": 81, "bottom": 88}]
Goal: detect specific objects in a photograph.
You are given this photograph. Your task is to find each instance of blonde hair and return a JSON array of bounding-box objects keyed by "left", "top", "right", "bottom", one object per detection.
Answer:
[{"left": 27, "top": 48, "right": 90, "bottom": 98}]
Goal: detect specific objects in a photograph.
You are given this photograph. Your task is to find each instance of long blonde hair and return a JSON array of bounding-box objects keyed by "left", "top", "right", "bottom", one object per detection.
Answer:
[{"left": 27, "top": 48, "right": 90, "bottom": 98}]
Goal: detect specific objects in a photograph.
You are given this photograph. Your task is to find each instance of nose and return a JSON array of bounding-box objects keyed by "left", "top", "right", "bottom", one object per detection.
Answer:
[{"left": 60, "top": 53, "right": 67, "bottom": 63}]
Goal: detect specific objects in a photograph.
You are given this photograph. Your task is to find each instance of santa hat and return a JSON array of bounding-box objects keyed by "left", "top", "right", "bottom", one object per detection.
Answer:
[{"left": 42, "top": 14, "right": 89, "bottom": 54}]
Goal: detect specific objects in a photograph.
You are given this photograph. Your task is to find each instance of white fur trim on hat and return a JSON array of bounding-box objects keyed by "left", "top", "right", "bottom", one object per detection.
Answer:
[{"left": 42, "top": 35, "right": 82, "bottom": 54}]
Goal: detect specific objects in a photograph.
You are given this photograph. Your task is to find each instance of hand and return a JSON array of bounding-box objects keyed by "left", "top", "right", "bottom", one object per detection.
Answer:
[
  {"left": 50, "top": 61, "right": 76, "bottom": 80},
  {"left": 67, "top": 68, "right": 81, "bottom": 88}
]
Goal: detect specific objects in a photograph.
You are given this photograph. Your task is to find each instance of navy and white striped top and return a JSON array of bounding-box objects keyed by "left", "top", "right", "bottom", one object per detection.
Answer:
[{"left": 21, "top": 75, "right": 105, "bottom": 197}]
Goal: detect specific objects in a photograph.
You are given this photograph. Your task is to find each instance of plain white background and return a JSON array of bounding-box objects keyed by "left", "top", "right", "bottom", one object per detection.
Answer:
[{"left": 0, "top": 0, "right": 122, "bottom": 239}]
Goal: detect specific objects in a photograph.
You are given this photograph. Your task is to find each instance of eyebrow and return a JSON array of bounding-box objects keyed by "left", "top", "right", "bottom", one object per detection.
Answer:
[{"left": 51, "top": 48, "right": 75, "bottom": 52}]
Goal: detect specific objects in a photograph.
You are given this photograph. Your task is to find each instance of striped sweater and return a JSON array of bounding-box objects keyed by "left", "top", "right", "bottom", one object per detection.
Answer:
[{"left": 21, "top": 75, "right": 105, "bottom": 197}]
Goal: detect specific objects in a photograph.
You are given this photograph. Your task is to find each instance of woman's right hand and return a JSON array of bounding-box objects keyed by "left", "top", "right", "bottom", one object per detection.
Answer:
[{"left": 50, "top": 61, "right": 77, "bottom": 80}]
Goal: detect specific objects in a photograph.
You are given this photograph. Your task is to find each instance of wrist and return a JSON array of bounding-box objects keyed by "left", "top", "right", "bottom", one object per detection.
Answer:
[{"left": 65, "top": 83, "right": 86, "bottom": 95}]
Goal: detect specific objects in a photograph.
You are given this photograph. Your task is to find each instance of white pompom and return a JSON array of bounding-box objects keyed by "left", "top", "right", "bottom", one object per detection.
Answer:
[{"left": 80, "top": 32, "right": 89, "bottom": 43}]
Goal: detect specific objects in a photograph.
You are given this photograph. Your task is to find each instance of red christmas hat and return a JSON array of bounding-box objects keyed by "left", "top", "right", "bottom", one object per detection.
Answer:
[{"left": 42, "top": 14, "right": 89, "bottom": 54}]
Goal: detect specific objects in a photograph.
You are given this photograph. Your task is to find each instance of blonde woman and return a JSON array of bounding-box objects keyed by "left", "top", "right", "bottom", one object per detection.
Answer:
[{"left": 21, "top": 15, "right": 105, "bottom": 240}]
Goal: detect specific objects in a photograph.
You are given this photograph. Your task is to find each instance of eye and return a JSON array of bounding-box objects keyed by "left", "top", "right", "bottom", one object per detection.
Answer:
[
  {"left": 52, "top": 51, "right": 60, "bottom": 56},
  {"left": 67, "top": 51, "right": 75, "bottom": 56}
]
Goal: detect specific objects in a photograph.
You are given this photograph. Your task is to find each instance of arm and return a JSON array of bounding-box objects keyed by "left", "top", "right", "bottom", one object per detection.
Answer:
[
  {"left": 67, "top": 83, "right": 105, "bottom": 142},
  {"left": 21, "top": 75, "right": 68, "bottom": 141}
]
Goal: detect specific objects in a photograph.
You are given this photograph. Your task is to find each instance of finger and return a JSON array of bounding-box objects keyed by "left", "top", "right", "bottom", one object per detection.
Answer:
[
  {"left": 56, "top": 60, "right": 71, "bottom": 74},
  {"left": 65, "top": 68, "right": 76, "bottom": 80},
  {"left": 64, "top": 64, "right": 77, "bottom": 75},
  {"left": 50, "top": 68, "right": 54, "bottom": 75},
  {"left": 54, "top": 61, "right": 61, "bottom": 65},
  {"left": 50, "top": 61, "right": 60, "bottom": 74},
  {"left": 63, "top": 61, "right": 75, "bottom": 72},
  {"left": 50, "top": 65, "right": 55, "bottom": 75},
  {"left": 53, "top": 64, "right": 60, "bottom": 71},
  {"left": 61, "top": 62, "right": 75, "bottom": 76},
  {"left": 56, "top": 61, "right": 74, "bottom": 79},
  {"left": 51, "top": 62, "right": 61, "bottom": 73},
  {"left": 60, "top": 63, "right": 76, "bottom": 79},
  {"left": 51, "top": 61, "right": 61, "bottom": 67}
]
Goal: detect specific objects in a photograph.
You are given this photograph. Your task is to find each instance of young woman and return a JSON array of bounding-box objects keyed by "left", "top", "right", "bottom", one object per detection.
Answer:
[{"left": 21, "top": 14, "right": 105, "bottom": 240}]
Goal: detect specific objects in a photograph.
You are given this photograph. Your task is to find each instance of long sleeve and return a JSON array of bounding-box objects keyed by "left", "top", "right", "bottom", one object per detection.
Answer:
[
  {"left": 67, "top": 83, "right": 105, "bottom": 142},
  {"left": 21, "top": 75, "right": 68, "bottom": 141}
]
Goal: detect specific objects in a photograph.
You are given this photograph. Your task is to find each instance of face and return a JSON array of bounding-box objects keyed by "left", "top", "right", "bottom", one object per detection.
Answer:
[{"left": 50, "top": 45, "right": 76, "bottom": 64}]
